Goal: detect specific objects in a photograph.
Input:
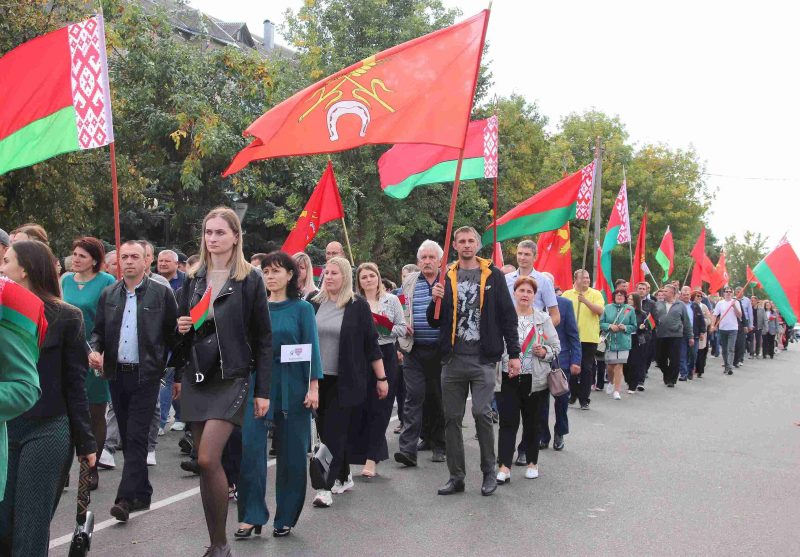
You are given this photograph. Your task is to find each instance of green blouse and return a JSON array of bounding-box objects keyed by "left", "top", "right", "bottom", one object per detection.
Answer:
[{"left": 61, "top": 272, "right": 116, "bottom": 341}]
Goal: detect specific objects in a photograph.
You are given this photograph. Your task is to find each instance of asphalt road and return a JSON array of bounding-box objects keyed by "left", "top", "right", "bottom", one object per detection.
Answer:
[{"left": 48, "top": 349, "right": 800, "bottom": 556}]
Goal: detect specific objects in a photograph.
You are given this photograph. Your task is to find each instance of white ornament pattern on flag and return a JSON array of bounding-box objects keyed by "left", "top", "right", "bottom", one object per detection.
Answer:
[
  {"left": 576, "top": 161, "right": 595, "bottom": 220},
  {"left": 68, "top": 15, "right": 114, "bottom": 150},
  {"left": 483, "top": 115, "right": 498, "bottom": 178},
  {"left": 615, "top": 179, "right": 631, "bottom": 243}
]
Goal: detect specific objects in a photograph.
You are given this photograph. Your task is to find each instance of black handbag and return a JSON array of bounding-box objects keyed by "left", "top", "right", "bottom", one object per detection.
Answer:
[
  {"left": 68, "top": 460, "right": 94, "bottom": 556},
  {"left": 308, "top": 408, "right": 332, "bottom": 490},
  {"left": 189, "top": 328, "right": 220, "bottom": 385}
]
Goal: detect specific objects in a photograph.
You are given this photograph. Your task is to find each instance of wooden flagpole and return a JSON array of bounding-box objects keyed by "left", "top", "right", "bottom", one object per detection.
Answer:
[
  {"left": 682, "top": 263, "right": 692, "bottom": 287},
  {"left": 433, "top": 5, "right": 492, "bottom": 319},
  {"left": 109, "top": 142, "right": 122, "bottom": 279},
  {"left": 341, "top": 216, "right": 355, "bottom": 266}
]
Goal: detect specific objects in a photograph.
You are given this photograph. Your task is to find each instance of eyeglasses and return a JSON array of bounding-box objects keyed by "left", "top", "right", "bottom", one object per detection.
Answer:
[{"left": 723, "top": 289, "right": 733, "bottom": 293}]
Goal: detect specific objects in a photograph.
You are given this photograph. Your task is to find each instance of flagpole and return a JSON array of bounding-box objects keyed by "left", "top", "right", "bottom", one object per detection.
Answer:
[
  {"left": 646, "top": 267, "right": 661, "bottom": 290},
  {"left": 109, "top": 142, "right": 122, "bottom": 279},
  {"left": 581, "top": 137, "right": 601, "bottom": 270},
  {"left": 682, "top": 264, "right": 691, "bottom": 287},
  {"left": 340, "top": 217, "right": 355, "bottom": 266},
  {"left": 434, "top": 4, "right": 492, "bottom": 319}
]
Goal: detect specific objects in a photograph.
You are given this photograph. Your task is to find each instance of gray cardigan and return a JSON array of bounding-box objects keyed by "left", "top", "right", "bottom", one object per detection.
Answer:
[{"left": 654, "top": 301, "right": 690, "bottom": 339}]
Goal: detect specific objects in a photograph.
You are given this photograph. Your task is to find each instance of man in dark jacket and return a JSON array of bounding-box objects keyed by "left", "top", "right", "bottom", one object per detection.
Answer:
[
  {"left": 654, "top": 284, "right": 690, "bottom": 387},
  {"left": 89, "top": 240, "right": 178, "bottom": 522},
  {"left": 428, "top": 226, "right": 520, "bottom": 497},
  {"left": 636, "top": 281, "right": 657, "bottom": 381},
  {"left": 679, "top": 286, "right": 705, "bottom": 381}
]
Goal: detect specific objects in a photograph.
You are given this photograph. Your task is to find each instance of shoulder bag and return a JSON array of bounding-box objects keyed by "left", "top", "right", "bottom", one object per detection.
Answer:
[{"left": 547, "top": 361, "right": 569, "bottom": 397}]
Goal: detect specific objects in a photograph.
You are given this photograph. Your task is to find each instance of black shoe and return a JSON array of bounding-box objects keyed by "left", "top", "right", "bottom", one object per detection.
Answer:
[
  {"left": 268, "top": 446, "right": 277, "bottom": 457},
  {"left": 394, "top": 451, "right": 417, "bottom": 467},
  {"left": 417, "top": 439, "right": 432, "bottom": 451},
  {"left": 538, "top": 441, "right": 548, "bottom": 450},
  {"left": 181, "top": 458, "right": 200, "bottom": 475},
  {"left": 490, "top": 410, "right": 499, "bottom": 424},
  {"left": 88, "top": 466, "right": 99, "bottom": 491},
  {"left": 728, "top": 370, "right": 734, "bottom": 375},
  {"left": 234, "top": 524, "right": 263, "bottom": 538},
  {"left": 580, "top": 404, "right": 590, "bottom": 410},
  {"left": 178, "top": 435, "right": 193, "bottom": 455},
  {"left": 130, "top": 499, "right": 150, "bottom": 512},
  {"left": 678, "top": 377, "right": 687, "bottom": 381},
  {"left": 637, "top": 384, "right": 645, "bottom": 391},
  {"left": 667, "top": 383, "right": 675, "bottom": 388},
  {"left": 110, "top": 500, "right": 131, "bottom": 522},
  {"left": 553, "top": 434, "right": 564, "bottom": 451},
  {"left": 273, "top": 526, "right": 291, "bottom": 538},
  {"left": 569, "top": 396, "right": 577, "bottom": 405},
  {"left": 437, "top": 478, "right": 465, "bottom": 495},
  {"left": 431, "top": 450, "right": 446, "bottom": 463},
  {"left": 514, "top": 451, "right": 527, "bottom": 466},
  {"left": 480, "top": 473, "right": 497, "bottom": 496}
]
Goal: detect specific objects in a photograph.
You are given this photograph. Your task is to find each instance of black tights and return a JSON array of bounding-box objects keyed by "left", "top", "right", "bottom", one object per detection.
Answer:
[
  {"left": 193, "top": 420, "right": 235, "bottom": 547},
  {"left": 89, "top": 403, "right": 107, "bottom": 463}
]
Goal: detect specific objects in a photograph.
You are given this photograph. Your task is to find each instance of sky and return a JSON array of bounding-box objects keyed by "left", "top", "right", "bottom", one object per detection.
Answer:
[{"left": 190, "top": 0, "right": 800, "bottom": 252}]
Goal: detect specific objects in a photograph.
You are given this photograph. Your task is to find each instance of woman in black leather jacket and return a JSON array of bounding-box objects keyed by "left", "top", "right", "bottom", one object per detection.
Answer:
[
  {"left": 172, "top": 207, "right": 271, "bottom": 557},
  {"left": 0, "top": 240, "right": 96, "bottom": 557}
]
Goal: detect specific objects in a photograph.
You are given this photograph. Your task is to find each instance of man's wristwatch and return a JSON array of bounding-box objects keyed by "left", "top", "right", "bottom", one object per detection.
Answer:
[{"left": 376, "top": 376, "right": 388, "bottom": 382}]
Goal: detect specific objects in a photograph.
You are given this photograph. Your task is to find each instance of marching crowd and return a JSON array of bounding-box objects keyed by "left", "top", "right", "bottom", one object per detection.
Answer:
[{"left": 0, "top": 211, "right": 793, "bottom": 557}]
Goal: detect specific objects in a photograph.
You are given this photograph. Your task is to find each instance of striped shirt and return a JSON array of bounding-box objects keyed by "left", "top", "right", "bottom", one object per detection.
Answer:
[{"left": 412, "top": 273, "right": 438, "bottom": 345}]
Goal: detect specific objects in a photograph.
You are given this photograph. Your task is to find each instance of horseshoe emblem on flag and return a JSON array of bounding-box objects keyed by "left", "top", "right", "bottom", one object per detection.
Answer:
[{"left": 326, "top": 100, "right": 370, "bottom": 141}]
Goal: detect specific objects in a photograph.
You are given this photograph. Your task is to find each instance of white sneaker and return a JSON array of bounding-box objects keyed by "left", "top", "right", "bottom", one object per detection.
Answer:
[
  {"left": 496, "top": 470, "right": 511, "bottom": 484},
  {"left": 147, "top": 451, "right": 157, "bottom": 466},
  {"left": 172, "top": 421, "right": 186, "bottom": 432},
  {"left": 613, "top": 391, "right": 621, "bottom": 400},
  {"left": 331, "top": 474, "right": 354, "bottom": 494},
  {"left": 313, "top": 490, "right": 332, "bottom": 508},
  {"left": 525, "top": 467, "right": 539, "bottom": 479},
  {"left": 98, "top": 449, "right": 116, "bottom": 469},
  {"left": 605, "top": 383, "right": 614, "bottom": 395},
  {"left": 157, "top": 427, "right": 165, "bottom": 436}
]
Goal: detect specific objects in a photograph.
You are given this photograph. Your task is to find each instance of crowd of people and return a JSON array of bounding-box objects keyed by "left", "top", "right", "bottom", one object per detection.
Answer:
[{"left": 0, "top": 214, "right": 793, "bottom": 557}]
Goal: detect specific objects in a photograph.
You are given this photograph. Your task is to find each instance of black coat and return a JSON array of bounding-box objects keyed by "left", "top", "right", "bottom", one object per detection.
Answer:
[
  {"left": 91, "top": 276, "right": 179, "bottom": 383},
  {"left": 690, "top": 301, "right": 705, "bottom": 338},
  {"left": 174, "top": 267, "right": 272, "bottom": 398},
  {"left": 310, "top": 296, "right": 382, "bottom": 408},
  {"left": 426, "top": 258, "right": 520, "bottom": 363},
  {"left": 25, "top": 301, "right": 96, "bottom": 457}
]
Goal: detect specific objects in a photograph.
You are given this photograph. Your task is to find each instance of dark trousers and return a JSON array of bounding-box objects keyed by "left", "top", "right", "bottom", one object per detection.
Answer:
[
  {"left": 222, "top": 426, "right": 242, "bottom": 488},
  {"left": 695, "top": 345, "right": 709, "bottom": 375},
  {"left": 497, "top": 374, "right": 548, "bottom": 467},
  {"left": 395, "top": 361, "right": 406, "bottom": 425},
  {"left": 538, "top": 390, "right": 569, "bottom": 445},
  {"left": 752, "top": 330, "right": 762, "bottom": 357},
  {"left": 734, "top": 326, "right": 747, "bottom": 365},
  {"left": 763, "top": 333, "right": 775, "bottom": 358},
  {"left": 656, "top": 337, "right": 682, "bottom": 385},
  {"left": 398, "top": 344, "right": 445, "bottom": 455},
  {"left": 109, "top": 372, "right": 160, "bottom": 505},
  {"left": 316, "top": 375, "right": 353, "bottom": 488},
  {"left": 569, "top": 343, "right": 596, "bottom": 406},
  {"left": 624, "top": 339, "right": 647, "bottom": 389},
  {"left": 350, "top": 344, "right": 397, "bottom": 463},
  {"left": 594, "top": 359, "right": 607, "bottom": 389}
]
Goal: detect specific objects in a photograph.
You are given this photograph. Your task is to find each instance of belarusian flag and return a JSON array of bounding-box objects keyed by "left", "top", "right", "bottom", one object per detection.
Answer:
[
  {"left": 190, "top": 286, "right": 213, "bottom": 331},
  {"left": 378, "top": 117, "right": 497, "bottom": 199},
  {"left": 645, "top": 313, "right": 656, "bottom": 330},
  {"left": 313, "top": 266, "right": 324, "bottom": 287},
  {"left": 521, "top": 325, "right": 545, "bottom": 356},
  {"left": 224, "top": 10, "right": 489, "bottom": 175},
  {"left": 0, "top": 15, "right": 114, "bottom": 175},
  {"left": 0, "top": 276, "right": 48, "bottom": 360},
  {"left": 534, "top": 223, "right": 572, "bottom": 291},
  {"left": 481, "top": 162, "right": 595, "bottom": 245},
  {"left": 598, "top": 180, "right": 631, "bottom": 301},
  {"left": 593, "top": 239, "right": 612, "bottom": 301},
  {"left": 655, "top": 226, "right": 675, "bottom": 282},
  {"left": 753, "top": 235, "right": 800, "bottom": 326},
  {"left": 372, "top": 312, "right": 394, "bottom": 336},
  {"left": 746, "top": 264, "right": 762, "bottom": 288}
]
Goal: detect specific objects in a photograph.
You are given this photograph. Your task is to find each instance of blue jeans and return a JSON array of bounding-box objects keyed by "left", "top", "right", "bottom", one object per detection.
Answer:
[
  {"left": 679, "top": 337, "right": 698, "bottom": 379},
  {"left": 538, "top": 391, "right": 569, "bottom": 444},
  {"left": 719, "top": 330, "right": 737, "bottom": 371},
  {"left": 159, "top": 368, "right": 181, "bottom": 427}
]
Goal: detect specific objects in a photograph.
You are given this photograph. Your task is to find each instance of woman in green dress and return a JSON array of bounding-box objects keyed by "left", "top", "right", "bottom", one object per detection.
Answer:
[
  {"left": 61, "top": 236, "right": 116, "bottom": 489},
  {"left": 260, "top": 251, "right": 321, "bottom": 537}
]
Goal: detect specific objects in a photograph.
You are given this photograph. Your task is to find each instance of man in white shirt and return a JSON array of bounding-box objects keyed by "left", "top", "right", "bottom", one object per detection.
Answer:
[
  {"left": 713, "top": 287, "right": 742, "bottom": 375},
  {"left": 505, "top": 240, "right": 560, "bottom": 326}
]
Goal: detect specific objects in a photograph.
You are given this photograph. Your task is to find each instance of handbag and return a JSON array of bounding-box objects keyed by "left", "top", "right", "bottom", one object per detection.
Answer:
[
  {"left": 68, "top": 460, "right": 95, "bottom": 556},
  {"left": 597, "top": 306, "right": 627, "bottom": 356},
  {"left": 547, "top": 362, "right": 569, "bottom": 397},
  {"left": 308, "top": 408, "right": 333, "bottom": 490},
  {"left": 189, "top": 329, "right": 220, "bottom": 385}
]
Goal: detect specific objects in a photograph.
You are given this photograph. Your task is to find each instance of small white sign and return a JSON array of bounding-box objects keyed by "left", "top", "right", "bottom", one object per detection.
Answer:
[{"left": 281, "top": 343, "right": 312, "bottom": 363}]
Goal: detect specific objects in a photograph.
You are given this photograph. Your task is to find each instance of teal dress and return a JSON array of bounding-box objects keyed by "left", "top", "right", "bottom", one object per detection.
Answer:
[
  {"left": 269, "top": 298, "right": 322, "bottom": 529},
  {"left": 61, "top": 272, "right": 116, "bottom": 404}
]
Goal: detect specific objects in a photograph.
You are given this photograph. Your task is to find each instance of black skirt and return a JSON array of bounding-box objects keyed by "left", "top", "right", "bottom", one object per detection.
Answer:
[{"left": 180, "top": 367, "right": 249, "bottom": 427}]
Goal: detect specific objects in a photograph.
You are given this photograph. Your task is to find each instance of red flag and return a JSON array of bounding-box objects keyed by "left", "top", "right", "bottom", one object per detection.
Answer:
[
  {"left": 535, "top": 224, "right": 572, "bottom": 291},
  {"left": 190, "top": 286, "right": 213, "bottom": 330},
  {"left": 629, "top": 212, "right": 647, "bottom": 287},
  {"left": 753, "top": 235, "right": 800, "bottom": 325},
  {"left": 224, "top": 11, "right": 489, "bottom": 175},
  {"left": 689, "top": 261, "right": 704, "bottom": 290},
  {"left": 709, "top": 251, "right": 729, "bottom": 294},
  {"left": 281, "top": 161, "right": 345, "bottom": 255},
  {"left": 492, "top": 242, "right": 504, "bottom": 268},
  {"left": 746, "top": 264, "right": 762, "bottom": 288},
  {"left": 690, "top": 226, "right": 715, "bottom": 283},
  {"left": 593, "top": 240, "right": 612, "bottom": 301}
]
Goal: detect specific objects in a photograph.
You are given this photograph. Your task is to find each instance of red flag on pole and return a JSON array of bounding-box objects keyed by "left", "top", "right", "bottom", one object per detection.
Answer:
[
  {"left": 629, "top": 211, "right": 647, "bottom": 287},
  {"left": 224, "top": 11, "right": 489, "bottom": 175},
  {"left": 492, "top": 242, "right": 504, "bottom": 268},
  {"left": 535, "top": 224, "right": 573, "bottom": 291},
  {"left": 746, "top": 264, "right": 762, "bottom": 288},
  {"left": 709, "top": 251, "right": 729, "bottom": 294},
  {"left": 281, "top": 161, "right": 344, "bottom": 255},
  {"left": 690, "top": 226, "right": 715, "bottom": 283}
]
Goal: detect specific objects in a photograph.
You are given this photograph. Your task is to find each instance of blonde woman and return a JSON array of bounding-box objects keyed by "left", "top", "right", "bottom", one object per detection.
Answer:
[
  {"left": 353, "top": 262, "right": 407, "bottom": 477},
  {"left": 293, "top": 252, "right": 319, "bottom": 299},
  {"left": 309, "top": 257, "right": 386, "bottom": 508},
  {"left": 173, "top": 207, "right": 272, "bottom": 557}
]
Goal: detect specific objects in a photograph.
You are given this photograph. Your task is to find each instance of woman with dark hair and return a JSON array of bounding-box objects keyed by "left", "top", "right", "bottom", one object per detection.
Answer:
[
  {"left": 692, "top": 291, "right": 712, "bottom": 377},
  {"left": 599, "top": 289, "right": 637, "bottom": 400},
  {"left": 60, "top": 236, "right": 115, "bottom": 490},
  {"left": 173, "top": 207, "right": 272, "bottom": 557},
  {"left": 0, "top": 240, "right": 96, "bottom": 556},
  {"left": 624, "top": 293, "right": 650, "bottom": 393},
  {"left": 353, "top": 262, "right": 406, "bottom": 477},
  {"left": 762, "top": 300, "right": 778, "bottom": 358}
]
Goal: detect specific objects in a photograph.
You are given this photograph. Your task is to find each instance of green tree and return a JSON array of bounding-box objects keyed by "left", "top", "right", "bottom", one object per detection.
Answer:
[{"left": 723, "top": 231, "right": 769, "bottom": 292}]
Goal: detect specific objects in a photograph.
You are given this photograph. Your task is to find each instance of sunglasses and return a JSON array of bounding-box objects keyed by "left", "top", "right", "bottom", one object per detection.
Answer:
[{"left": 723, "top": 289, "right": 733, "bottom": 293}]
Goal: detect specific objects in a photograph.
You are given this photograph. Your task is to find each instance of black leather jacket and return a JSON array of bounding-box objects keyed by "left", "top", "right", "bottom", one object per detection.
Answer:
[
  {"left": 90, "top": 276, "right": 179, "bottom": 383},
  {"left": 25, "top": 302, "right": 96, "bottom": 457},
  {"left": 173, "top": 267, "right": 272, "bottom": 399}
]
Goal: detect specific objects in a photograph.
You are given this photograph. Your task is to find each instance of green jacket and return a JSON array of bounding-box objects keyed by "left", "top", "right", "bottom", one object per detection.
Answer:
[
  {"left": 600, "top": 303, "right": 637, "bottom": 352},
  {"left": 0, "top": 329, "right": 41, "bottom": 501}
]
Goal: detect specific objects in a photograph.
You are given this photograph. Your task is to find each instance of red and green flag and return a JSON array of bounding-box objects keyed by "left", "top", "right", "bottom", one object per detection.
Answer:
[
  {"left": 753, "top": 235, "right": 800, "bottom": 326},
  {"left": 397, "top": 294, "right": 408, "bottom": 312},
  {"left": 655, "top": 226, "right": 675, "bottom": 282},
  {"left": 0, "top": 15, "right": 114, "bottom": 176},
  {"left": 190, "top": 286, "right": 213, "bottom": 331},
  {"left": 599, "top": 179, "right": 631, "bottom": 301},
  {"left": 372, "top": 312, "right": 394, "bottom": 336},
  {"left": 746, "top": 264, "right": 761, "bottom": 288},
  {"left": 645, "top": 312, "right": 656, "bottom": 330},
  {"left": 0, "top": 276, "right": 48, "bottom": 359},
  {"left": 593, "top": 239, "right": 612, "bottom": 301},
  {"left": 313, "top": 266, "right": 324, "bottom": 287},
  {"left": 224, "top": 11, "right": 489, "bottom": 175},
  {"left": 481, "top": 161, "right": 595, "bottom": 245},
  {"left": 378, "top": 117, "right": 497, "bottom": 199},
  {"left": 521, "top": 325, "right": 545, "bottom": 356}
]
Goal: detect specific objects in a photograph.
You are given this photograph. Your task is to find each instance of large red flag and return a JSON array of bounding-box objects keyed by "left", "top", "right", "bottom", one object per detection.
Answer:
[
  {"left": 690, "top": 226, "right": 714, "bottom": 283},
  {"left": 709, "top": 251, "right": 729, "bottom": 294},
  {"left": 224, "top": 11, "right": 489, "bottom": 175},
  {"left": 753, "top": 235, "right": 800, "bottom": 325},
  {"left": 281, "top": 161, "right": 344, "bottom": 255},
  {"left": 629, "top": 211, "right": 647, "bottom": 287},
  {"left": 535, "top": 223, "right": 572, "bottom": 291}
]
